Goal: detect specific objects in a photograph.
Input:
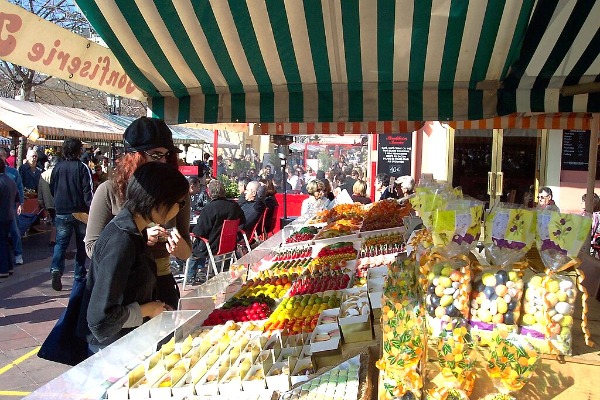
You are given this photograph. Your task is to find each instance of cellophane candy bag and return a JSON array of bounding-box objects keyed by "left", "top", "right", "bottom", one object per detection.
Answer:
[
  {"left": 377, "top": 270, "right": 425, "bottom": 400},
  {"left": 527, "top": 210, "right": 593, "bottom": 355},
  {"left": 426, "top": 320, "right": 476, "bottom": 399},
  {"left": 470, "top": 205, "right": 536, "bottom": 344},
  {"left": 482, "top": 327, "right": 540, "bottom": 400}
]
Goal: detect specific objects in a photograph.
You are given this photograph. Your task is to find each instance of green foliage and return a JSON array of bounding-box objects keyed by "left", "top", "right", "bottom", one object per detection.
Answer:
[
  {"left": 218, "top": 175, "right": 239, "bottom": 199},
  {"left": 317, "top": 150, "right": 334, "bottom": 171}
]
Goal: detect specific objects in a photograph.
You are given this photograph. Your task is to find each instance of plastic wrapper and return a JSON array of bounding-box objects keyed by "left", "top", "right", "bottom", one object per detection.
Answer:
[
  {"left": 422, "top": 255, "right": 472, "bottom": 336},
  {"left": 426, "top": 320, "right": 475, "bottom": 399},
  {"left": 520, "top": 273, "right": 578, "bottom": 355},
  {"left": 482, "top": 328, "right": 540, "bottom": 399},
  {"left": 536, "top": 210, "right": 592, "bottom": 270},
  {"left": 532, "top": 209, "right": 594, "bottom": 354},
  {"left": 469, "top": 266, "right": 524, "bottom": 345},
  {"left": 385, "top": 258, "right": 419, "bottom": 299},
  {"left": 430, "top": 198, "right": 484, "bottom": 257},
  {"left": 410, "top": 182, "right": 457, "bottom": 230},
  {"left": 484, "top": 204, "right": 536, "bottom": 267},
  {"left": 377, "top": 292, "right": 425, "bottom": 399}
]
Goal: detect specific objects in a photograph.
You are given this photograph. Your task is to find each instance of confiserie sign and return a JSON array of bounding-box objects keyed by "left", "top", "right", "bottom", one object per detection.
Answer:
[{"left": 0, "top": 2, "right": 145, "bottom": 100}]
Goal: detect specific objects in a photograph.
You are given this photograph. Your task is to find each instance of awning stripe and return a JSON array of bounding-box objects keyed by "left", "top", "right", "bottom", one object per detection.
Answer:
[
  {"left": 559, "top": 30, "right": 600, "bottom": 112},
  {"left": 448, "top": 113, "right": 591, "bottom": 130},
  {"left": 438, "top": 0, "right": 468, "bottom": 119},
  {"left": 76, "top": 0, "right": 161, "bottom": 97},
  {"left": 377, "top": 0, "right": 395, "bottom": 121},
  {"left": 257, "top": 121, "right": 424, "bottom": 135},
  {"left": 267, "top": 2, "right": 303, "bottom": 122},
  {"left": 155, "top": 2, "right": 216, "bottom": 94},
  {"left": 530, "top": 1, "right": 594, "bottom": 112},
  {"left": 409, "top": 0, "right": 432, "bottom": 121},
  {"left": 341, "top": 0, "right": 362, "bottom": 121},
  {"left": 305, "top": 0, "right": 333, "bottom": 122}
]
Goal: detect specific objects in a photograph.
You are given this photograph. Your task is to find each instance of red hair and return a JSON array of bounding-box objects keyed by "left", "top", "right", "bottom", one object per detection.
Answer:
[{"left": 113, "top": 151, "right": 179, "bottom": 201}]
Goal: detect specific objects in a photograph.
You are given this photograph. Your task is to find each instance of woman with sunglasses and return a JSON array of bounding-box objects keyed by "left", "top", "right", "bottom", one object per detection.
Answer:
[
  {"left": 79, "top": 162, "right": 189, "bottom": 352},
  {"left": 85, "top": 117, "right": 192, "bottom": 310}
]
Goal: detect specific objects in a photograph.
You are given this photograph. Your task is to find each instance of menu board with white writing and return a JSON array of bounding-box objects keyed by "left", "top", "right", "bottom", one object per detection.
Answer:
[
  {"left": 561, "top": 130, "right": 590, "bottom": 171},
  {"left": 377, "top": 134, "right": 412, "bottom": 176}
]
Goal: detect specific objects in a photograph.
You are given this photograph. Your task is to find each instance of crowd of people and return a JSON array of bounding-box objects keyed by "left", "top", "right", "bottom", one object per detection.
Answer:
[{"left": 2, "top": 117, "right": 600, "bottom": 356}]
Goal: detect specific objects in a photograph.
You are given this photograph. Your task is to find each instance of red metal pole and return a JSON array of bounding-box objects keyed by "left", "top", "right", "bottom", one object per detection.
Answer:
[
  {"left": 370, "top": 134, "right": 378, "bottom": 201},
  {"left": 213, "top": 129, "right": 218, "bottom": 177}
]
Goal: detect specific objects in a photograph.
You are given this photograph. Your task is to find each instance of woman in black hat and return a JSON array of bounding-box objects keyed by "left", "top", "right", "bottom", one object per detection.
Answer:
[{"left": 84, "top": 117, "right": 192, "bottom": 310}]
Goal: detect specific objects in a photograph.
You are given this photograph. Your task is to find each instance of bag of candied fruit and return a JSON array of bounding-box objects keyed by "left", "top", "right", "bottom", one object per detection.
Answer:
[
  {"left": 470, "top": 205, "right": 536, "bottom": 345},
  {"left": 525, "top": 209, "right": 593, "bottom": 355}
]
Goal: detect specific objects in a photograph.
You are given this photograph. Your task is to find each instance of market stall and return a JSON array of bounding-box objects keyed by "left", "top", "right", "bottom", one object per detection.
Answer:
[{"left": 26, "top": 194, "right": 600, "bottom": 399}]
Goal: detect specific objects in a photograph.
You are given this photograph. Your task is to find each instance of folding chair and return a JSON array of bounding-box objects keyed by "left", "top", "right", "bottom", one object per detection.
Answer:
[
  {"left": 183, "top": 218, "right": 240, "bottom": 290},
  {"left": 240, "top": 212, "right": 265, "bottom": 254},
  {"left": 259, "top": 205, "right": 279, "bottom": 241}
]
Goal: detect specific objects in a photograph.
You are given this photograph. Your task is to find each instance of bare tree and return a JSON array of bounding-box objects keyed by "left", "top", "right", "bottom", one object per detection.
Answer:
[{"left": 0, "top": 0, "right": 147, "bottom": 116}]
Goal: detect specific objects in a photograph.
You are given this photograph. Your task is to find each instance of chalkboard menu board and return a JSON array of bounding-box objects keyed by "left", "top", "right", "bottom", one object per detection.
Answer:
[
  {"left": 562, "top": 130, "right": 590, "bottom": 171},
  {"left": 377, "top": 133, "right": 412, "bottom": 176}
]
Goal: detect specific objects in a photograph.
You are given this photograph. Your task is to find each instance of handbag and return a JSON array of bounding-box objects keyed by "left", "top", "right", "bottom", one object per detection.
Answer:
[{"left": 38, "top": 278, "right": 90, "bottom": 366}]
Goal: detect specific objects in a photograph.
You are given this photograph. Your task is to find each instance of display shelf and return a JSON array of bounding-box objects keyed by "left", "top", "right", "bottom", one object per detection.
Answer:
[{"left": 26, "top": 310, "right": 201, "bottom": 400}]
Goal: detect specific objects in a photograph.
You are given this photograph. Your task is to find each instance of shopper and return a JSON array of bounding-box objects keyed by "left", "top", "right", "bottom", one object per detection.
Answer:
[
  {"left": 79, "top": 162, "right": 189, "bottom": 351},
  {"left": 351, "top": 180, "right": 372, "bottom": 205},
  {"left": 376, "top": 173, "right": 396, "bottom": 200},
  {"left": 0, "top": 148, "right": 24, "bottom": 265},
  {"left": 188, "top": 180, "right": 245, "bottom": 285},
  {"left": 0, "top": 160, "right": 19, "bottom": 278},
  {"left": 240, "top": 180, "right": 266, "bottom": 238},
  {"left": 85, "top": 117, "right": 192, "bottom": 310},
  {"left": 38, "top": 156, "right": 58, "bottom": 246},
  {"left": 301, "top": 179, "right": 333, "bottom": 215},
  {"left": 50, "top": 138, "right": 93, "bottom": 291},
  {"left": 19, "top": 148, "right": 42, "bottom": 191},
  {"left": 537, "top": 186, "right": 559, "bottom": 212},
  {"left": 6, "top": 149, "right": 16, "bottom": 168}
]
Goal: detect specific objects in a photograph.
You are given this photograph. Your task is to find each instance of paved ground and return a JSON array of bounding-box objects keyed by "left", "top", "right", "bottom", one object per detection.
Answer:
[{"left": 0, "top": 224, "right": 192, "bottom": 399}]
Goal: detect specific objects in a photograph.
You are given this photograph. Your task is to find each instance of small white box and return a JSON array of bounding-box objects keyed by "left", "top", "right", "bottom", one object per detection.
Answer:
[
  {"left": 266, "top": 361, "right": 291, "bottom": 391},
  {"left": 310, "top": 324, "right": 342, "bottom": 353},
  {"left": 290, "top": 356, "right": 315, "bottom": 386},
  {"left": 242, "top": 365, "right": 267, "bottom": 392},
  {"left": 218, "top": 367, "right": 243, "bottom": 395},
  {"left": 368, "top": 265, "right": 389, "bottom": 279},
  {"left": 317, "top": 308, "right": 340, "bottom": 326}
]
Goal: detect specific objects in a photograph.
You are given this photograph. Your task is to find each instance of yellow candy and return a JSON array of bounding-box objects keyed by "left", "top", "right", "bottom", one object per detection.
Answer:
[
  {"left": 546, "top": 280, "right": 560, "bottom": 293},
  {"left": 560, "top": 315, "right": 573, "bottom": 327}
]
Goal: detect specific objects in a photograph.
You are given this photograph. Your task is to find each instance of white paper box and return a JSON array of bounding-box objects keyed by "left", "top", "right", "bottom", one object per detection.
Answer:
[
  {"left": 310, "top": 324, "right": 342, "bottom": 353},
  {"left": 266, "top": 361, "right": 291, "bottom": 391},
  {"left": 242, "top": 365, "right": 267, "bottom": 392}
]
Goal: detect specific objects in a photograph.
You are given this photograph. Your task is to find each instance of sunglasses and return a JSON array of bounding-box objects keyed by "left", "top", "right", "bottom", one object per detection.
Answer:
[
  {"left": 144, "top": 150, "right": 172, "bottom": 161},
  {"left": 538, "top": 194, "right": 549, "bottom": 199},
  {"left": 177, "top": 199, "right": 186, "bottom": 208}
]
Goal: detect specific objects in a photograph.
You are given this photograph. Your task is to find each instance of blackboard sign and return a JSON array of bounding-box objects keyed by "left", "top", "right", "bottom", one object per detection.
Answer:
[
  {"left": 377, "top": 133, "right": 412, "bottom": 176},
  {"left": 562, "top": 130, "right": 590, "bottom": 171}
]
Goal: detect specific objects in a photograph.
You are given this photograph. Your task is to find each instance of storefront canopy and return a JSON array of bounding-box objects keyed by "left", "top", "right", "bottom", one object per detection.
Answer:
[
  {"left": 0, "top": 98, "right": 237, "bottom": 148},
  {"left": 75, "top": 0, "right": 600, "bottom": 130}
]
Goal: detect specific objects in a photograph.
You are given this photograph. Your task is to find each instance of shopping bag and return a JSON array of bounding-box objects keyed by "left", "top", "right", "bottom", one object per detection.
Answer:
[{"left": 38, "top": 278, "right": 89, "bottom": 366}]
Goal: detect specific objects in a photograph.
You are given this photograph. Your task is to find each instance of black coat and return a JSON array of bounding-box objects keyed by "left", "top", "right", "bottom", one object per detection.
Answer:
[
  {"left": 78, "top": 208, "right": 157, "bottom": 347},
  {"left": 240, "top": 199, "right": 266, "bottom": 237},
  {"left": 262, "top": 196, "right": 279, "bottom": 234},
  {"left": 50, "top": 159, "right": 93, "bottom": 214},
  {"left": 191, "top": 198, "right": 245, "bottom": 257}
]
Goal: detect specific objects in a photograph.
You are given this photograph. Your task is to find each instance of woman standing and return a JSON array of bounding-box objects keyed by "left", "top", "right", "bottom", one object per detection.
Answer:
[
  {"left": 85, "top": 117, "right": 192, "bottom": 310},
  {"left": 79, "top": 162, "right": 189, "bottom": 351}
]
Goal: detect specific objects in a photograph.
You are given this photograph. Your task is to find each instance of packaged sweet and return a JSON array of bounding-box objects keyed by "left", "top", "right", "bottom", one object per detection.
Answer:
[
  {"left": 430, "top": 198, "right": 484, "bottom": 257},
  {"left": 482, "top": 327, "right": 541, "bottom": 399},
  {"left": 532, "top": 209, "right": 594, "bottom": 354},
  {"left": 422, "top": 256, "right": 472, "bottom": 336},
  {"left": 427, "top": 320, "right": 476, "bottom": 399}
]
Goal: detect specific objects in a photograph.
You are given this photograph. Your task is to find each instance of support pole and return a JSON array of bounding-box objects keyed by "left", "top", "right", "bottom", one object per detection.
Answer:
[
  {"left": 213, "top": 129, "right": 218, "bottom": 178},
  {"left": 583, "top": 114, "right": 599, "bottom": 254}
]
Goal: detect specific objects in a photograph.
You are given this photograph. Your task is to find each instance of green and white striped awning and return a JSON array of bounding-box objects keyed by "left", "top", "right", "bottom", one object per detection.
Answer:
[{"left": 76, "top": 0, "right": 600, "bottom": 128}]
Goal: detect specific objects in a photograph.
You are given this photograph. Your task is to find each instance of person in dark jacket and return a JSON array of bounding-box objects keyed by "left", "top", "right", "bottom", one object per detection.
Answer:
[
  {"left": 188, "top": 180, "right": 245, "bottom": 284},
  {"left": 0, "top": 160, "right": 19, "bottom": 278},
  {"left": 240, "top": 180, "right": 266, "bottom": 238},
  {"left": 49, "top": 138, "right": 94, "bottom": 291},
  {"left": 18, "top": 148, "right": 42, "bottom": 190},
  {"left": 78, "top": 162, "right": 189, "bottom": 352},
  {"left": 259, "top": 180, "right": 279, "bottom": 236}
]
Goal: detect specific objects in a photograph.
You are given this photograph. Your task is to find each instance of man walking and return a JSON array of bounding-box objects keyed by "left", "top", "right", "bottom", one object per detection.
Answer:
[
  {"left": 0, "top": 148, "right": 24, "bottom": 265},
  {"left": 50, "top": 138, "right": 93, "bottom": 291},
  {"left": 19, "top": 148, "right": 42, "bottom": 191}
]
